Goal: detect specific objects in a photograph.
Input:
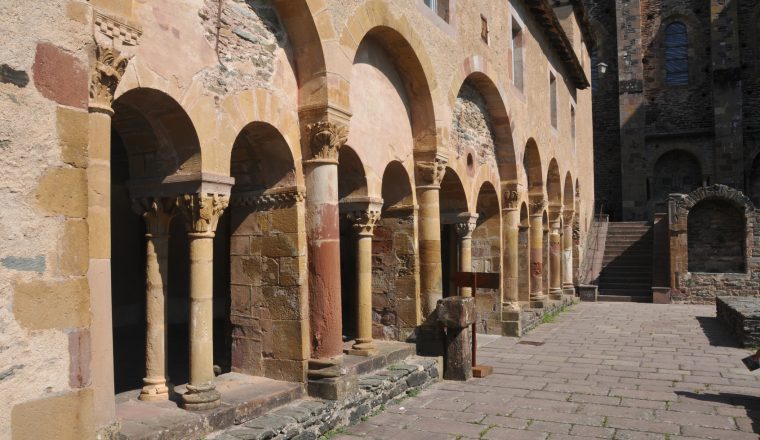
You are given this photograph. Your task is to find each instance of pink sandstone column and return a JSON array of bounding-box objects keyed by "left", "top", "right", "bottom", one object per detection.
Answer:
[
  {"left": 416, "top": 154, "right": 448, "bottom": 316},
  {"left": 549, "top": 218, "right": 563, "bottom": 300},
  {"left": 346, "top": 201, "right": 383, "bottom": 356},
  {"left": 455, "top": 214, "right": 479, "bottom": 297},
  {"left": 529, "top": 200, "right": 547, "bottom": 306},
  {"left": 304, "top": 121, "right": 348, "bottom": 362},
  {"left": 502, "top": 190, "right": 520, "bottom": 310},
  {"left": 177, "top": 193, "right": 229, "bottom": 410},
  {"left": 133, "top": 197, "right": 175, "bottom": 401}
]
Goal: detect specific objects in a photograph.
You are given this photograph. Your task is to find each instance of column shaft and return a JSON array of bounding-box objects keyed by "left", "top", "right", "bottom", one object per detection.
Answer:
[
  {"left": 562, "top": 223, "right": 574, "bottom": 293},
  {"left": 141, "top": 233, "right": 170, "bottom": 400},
  {"left": 419, "top": 186, "right": 443, "bottom": 314},
  {"left": 350, "top": 232, "right": 376, "bottom": 355},
  {"left": 549, "top": 225, "right": 562, "bottom": 299},
  {"left": 305, "top": 162, "right": 343, "bottom": 360},
  {"left": 502, "top": 208, "right": 519, "bottom": 306},
  {"left": 458, "top": 236, "right": 472, "bottom": 297},
  {"left": 529, "top": 214, "right": 546, "bottom": 305}
]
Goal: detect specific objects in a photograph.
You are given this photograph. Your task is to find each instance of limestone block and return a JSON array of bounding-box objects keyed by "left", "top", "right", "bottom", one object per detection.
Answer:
[
  {"left": 56, "top": 106, "right": 88, "bottom": 168},
  {"left": 231, "top": 255, "right": 262, "bottom": 286},
  {"left": 230, "top": 235, "right": 251, "bottom": 256},
  {"left": 14, "top": 278, "right": 90, "bottom": 330},
  {"left": 272, "top": 320, "right": 308, "bottom": 360},
  {"left": 36, "top": 168, "right": 88, "bottom": 218},
  {"left": 277, "top": 256, "right": 303, "bottom": 286},
  {"left": 56, "top": 219, "right": 89, "bottom": 276},
  {"left": 436, "top": 296, "right": 476, "bottom": 329},
  {"left": 263, "top": 358, "right": 307, "bottom": 383},
  {"left": 263, "top": 286, "right": 302, "bottom": 320},
  {"left": 11, "top": 389, "right": 94, "bottom": 440},
  {"left": 32, "top": 42, "right": 87, "bottom": 108},
  {"left": 270, "top": 207, "right": 299, "bottom": 233},
  {"left": 230, "top": 284, "right": 252, "bottom": 316},
  {"left": 261, "top": 234, "right": 298, "bottom": 258},
  {"left": 260, "top": 257, "right": 280, "bottom": 286}
]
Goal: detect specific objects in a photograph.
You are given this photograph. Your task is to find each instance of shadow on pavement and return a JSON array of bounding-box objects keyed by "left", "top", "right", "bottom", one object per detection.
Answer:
[
  {"left": 676, "top": 391, "right": 760, "bottom": 434},
  {"left": 696, "top": 316, "right": 742, "bottom": 348}
]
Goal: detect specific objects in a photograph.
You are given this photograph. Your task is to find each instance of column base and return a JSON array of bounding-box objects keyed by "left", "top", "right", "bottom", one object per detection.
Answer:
[
  {"left": 180, "top": 383, "right": 221, "bottom": 411},
  {"left": 549, "top": 288, "right": 563, "bottom": 301},
  {"left": 307, "top": 356, "right": 344, "bottom": 379},
  {"left": 138, "top": 377, "right": 169, "bottom": 401},
  {"left": 562, "top": 286, "right": 576, "bottom": 297},
  {"left": 345, "top": 339, "right": 378, "bottom": 357},
  {"left": 529, "top": 293, "right": 548, "bottom": 308}
]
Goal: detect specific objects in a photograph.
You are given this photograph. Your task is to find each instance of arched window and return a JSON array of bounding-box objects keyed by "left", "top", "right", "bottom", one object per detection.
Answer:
[{"left": 664, "top": 22, "right": 689, "bottom": 85}]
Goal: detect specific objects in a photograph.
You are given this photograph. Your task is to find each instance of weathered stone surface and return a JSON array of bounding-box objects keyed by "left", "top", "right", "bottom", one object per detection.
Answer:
[
  {"left": 11, "top": 389, "right": 94, "bottom": 439},
  {"left": 716, "top": 296, "right": 760, "bottom": 347},
  {"left": 31, "top": 42, "right": 88, "bottom": 108},
  {"left": 13, "top": 278, "right": 90, "bottom": 330}
]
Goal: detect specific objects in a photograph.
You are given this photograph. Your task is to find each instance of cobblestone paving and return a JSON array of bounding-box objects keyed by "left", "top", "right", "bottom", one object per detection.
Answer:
[{"left": 335, "top": 303, "right": 760, "bottom": 439}]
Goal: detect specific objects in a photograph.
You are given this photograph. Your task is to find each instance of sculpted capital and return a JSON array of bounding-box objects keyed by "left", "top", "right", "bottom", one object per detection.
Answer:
[
  {"left": 90, "top": 44, "right": 131, "bottom": 112},
  {"left": 132, "top": 197, "right": 176, "bottom": 236},
  {"left": 306, "top": 121, "right": 348, "bottom": 162},
  {"left": 454, "top": 214, "right": 479, "bottom": 239},
  {"left": 503, "top": 190, "right": 520, "bottom": 209},
  {"left": 348, "top": 206, "right": 382, "bottom": 236},
  {"left": 529, "top": 199, "right": 547, "bottom": 215},
  {"left": 416, "top": 157, "right": 447, "bottom": 188},
  {"left": 177, "top": 193, "right": 229, "bottom": 234}
]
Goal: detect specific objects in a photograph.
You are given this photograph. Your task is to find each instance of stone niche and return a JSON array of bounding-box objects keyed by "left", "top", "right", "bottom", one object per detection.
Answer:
[{"left": 668, "top": 184, "right": 758, "bottom": 303}]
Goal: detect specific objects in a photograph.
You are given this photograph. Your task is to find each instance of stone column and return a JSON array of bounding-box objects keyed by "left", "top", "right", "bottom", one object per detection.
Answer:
[
  {"left": 416, "top": 154, "right": 448, "bottom": 316},
  {"left": 502, "top": 190, "right": 520, "bottom": 310},
  {"left": 346, "top": 201, "right": 383, "bottom": 357},
  {"left": 454, "top": 213, "right": 479, "bottom": 297},
  {"left": 549, "top": 219, "right": 562, "bottom": 300},
  {"left": 562, "top": 211, "right": 575, "bottom": 296},
  {"left": 529, "top": 200, "right": 547, "bottom": 306},
  {"left": 303, "top": 121, "right": 348, "bottom": 362},
  {"left": 133, "top": 197, "right": 175, "bottom": 401},
  {"left": 177, "top": 193, "right": 229, "bottom": 410}
]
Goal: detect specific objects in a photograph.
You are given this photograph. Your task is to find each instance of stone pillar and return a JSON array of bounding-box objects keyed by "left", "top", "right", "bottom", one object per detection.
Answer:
[
  {"left": 436, "top": 296, "right": 476, "bottom": 381},
  {"left": 454, "top": 213, "right": 479, "bottom": 297},
  {"left": 502, "top": 190, "right": 520, "bottom": 310},
  {"left": 549, "top": 220, "right": 562, "bottom": 300},
  {"left": 303, "top": 121, "right": 348, "bottom": 362},
  {"left": 177, "top": 193, "right": 229, "bottom": 410},
  {"left": 346, "top": 201, "right": 382, "bottom": 357},
  {"left": 416, "top": 154, "right": 448, "bottom": 316},
  {"left": 529, "top": 200, "right": 547, "bottom": 306},
  {"left": 562, "top": 211, "right": 575, "bottom": 297},
  {"left": 132, "top": 197, "right": 175, "bottom": 401}
]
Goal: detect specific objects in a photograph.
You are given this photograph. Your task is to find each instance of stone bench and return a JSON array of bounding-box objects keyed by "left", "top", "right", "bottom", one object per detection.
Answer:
[{"left": 716, "top": 296, "right": 760, "bottom": 347}]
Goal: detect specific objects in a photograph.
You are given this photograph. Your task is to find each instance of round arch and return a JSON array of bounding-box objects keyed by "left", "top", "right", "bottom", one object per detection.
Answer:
[
  {"left": 563, "top": 171, "right": 575, "bottom": 211},
  {"left": 523, "top": 138, "right": 543, "bottom": 197}
]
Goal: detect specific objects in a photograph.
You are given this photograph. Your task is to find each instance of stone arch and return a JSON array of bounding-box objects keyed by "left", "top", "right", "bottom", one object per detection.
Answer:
[
  {"left": 446, "top": 57, "right": 517, "bottom": 186},
  {"left": 672, "top": 185, "right": 755, "bottom": 275},
  {"left": 440, "top": 168, "right": 469, "bottom": 297},
  {"left": 341, "top": 2, "right": 439, "bottom": 152},
  {"left": 473, "top": 181, "right": 501, "bottom": 333},
  {"left": 564, "top": 171, "right": 575, "bottom": 212},
  {"left": 112, "top": 87, "right": 202, "bottom": 179},
  {"left": 546, "top": 159, "right": 562, "bottom": 218},
  {"left": 523, "top": 138, "right": 543, "bottom": 198},
  {"left": 440, "top": 167, "right": 469, "bottom": 216},
  {"left": 373, "top": 161, "right": 419, "bottom": 340},
  {"left": 652, "top": 149, "right": 702, "bottom": 205}
]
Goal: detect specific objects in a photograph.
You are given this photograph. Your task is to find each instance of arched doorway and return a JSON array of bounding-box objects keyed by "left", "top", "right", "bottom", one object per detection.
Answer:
[
  {"left": 439, "top": 169, "right": 469, "bottom": 298},
  {"left": 473, "top": 182, "right": 501, "bottom": 333},
  {"left": 652, "top": 149, "right": 702, "bottom": 212}
]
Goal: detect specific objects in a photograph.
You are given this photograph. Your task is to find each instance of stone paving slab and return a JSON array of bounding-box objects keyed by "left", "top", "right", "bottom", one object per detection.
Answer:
[{"left": 333, "top": 303, "right": 760, "bottom": 439}]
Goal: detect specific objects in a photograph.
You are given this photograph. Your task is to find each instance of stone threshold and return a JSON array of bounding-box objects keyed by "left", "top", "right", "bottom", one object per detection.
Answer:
[
  {"left": 114, "top": 342, "right": 423, "bottom": 440},
  {"left": 209, "top": 355, "right": 440, "bottom": 440}
]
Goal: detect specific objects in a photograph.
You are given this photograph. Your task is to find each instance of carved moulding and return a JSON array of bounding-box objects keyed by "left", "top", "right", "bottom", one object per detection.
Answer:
[
  {"left": 230, "top": 186, "right": 306, "bottom": 210},
  {"left": 131, "top": 197, "right": 176, "bottom": 235}
]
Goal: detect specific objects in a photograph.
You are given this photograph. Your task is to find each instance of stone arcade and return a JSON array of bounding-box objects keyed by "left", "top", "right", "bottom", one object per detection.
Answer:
[{"left": 0, "top": 0, "right": 595, "bottom": 438}]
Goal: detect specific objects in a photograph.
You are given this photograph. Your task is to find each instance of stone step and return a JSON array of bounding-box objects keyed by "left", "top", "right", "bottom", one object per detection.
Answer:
[
  {"left": 598, "top": 294, "right": 653, "bottom": 303},
  {"left": 598, "top": 283, "right": 652, "bottom": 290}
]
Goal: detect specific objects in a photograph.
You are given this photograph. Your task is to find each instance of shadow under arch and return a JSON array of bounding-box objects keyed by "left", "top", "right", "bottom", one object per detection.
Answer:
[
  {"left": 524, "top": 138, "right": 544, "bottom": 199},
  {"left": 473, "top": 181, "right": 501, "bottom": 334},
  {"left": 440, "top": 167, "right": 469, "bottom": 298}
]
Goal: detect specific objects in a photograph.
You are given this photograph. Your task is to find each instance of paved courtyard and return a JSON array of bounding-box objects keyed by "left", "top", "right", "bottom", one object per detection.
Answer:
[{"left": 335, "top": 303, "right": 760, "bottom": 440}]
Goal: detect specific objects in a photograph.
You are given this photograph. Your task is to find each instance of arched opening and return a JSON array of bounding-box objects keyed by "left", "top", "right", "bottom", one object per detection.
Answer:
[
  {"left": 225, "top": 122, "right": 304, "bottom": 380},
  {"left": 664, "top": 21, "right": 689, "bottom": 86},
  {"left": 110, "top": 88, "right": 202, "bottom": 395},
  {"left": 524, "top": 139, "right": 543, "bottom": 198},
  {"left": 373, "top": 162, "right": 418, "bottom": 341},
  {"left": 473, "top": 182, "right": 501, "bottom": 333},
  {"left": 439, "top": 169, "right": 469, "bottom": 297},
  {"left": 687, "top": 199, "right": 745, "bottom": 273},
  {"left": 653, "top": 149, "right": 701, "bottom": 211},
  {"left": 518, "top": 203, "right": 530, "bottom": 302},
  {"left": 547, "top": 159, "right": 562, "bottom": 210},
  {"left": 338, "top": 146, "right": 369, "bottom": 344}
]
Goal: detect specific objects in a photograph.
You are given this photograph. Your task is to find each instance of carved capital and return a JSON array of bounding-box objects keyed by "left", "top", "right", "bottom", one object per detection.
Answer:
[
  {"left": 177, "top": 193, "right": 229, "bottom": 234},
  {"left": 305, "top": 121, "right": 348, "bottom": 163},
  {"left": 454, "top": 214, "right": 479, "bottom": 239},
  {"left": 132, "top": 197, "right": 176, "bottom": 236},
  {"left": 416, "top": 157, "right": 448, "bottom": 188},
  {"left": 348, "top": 205, "right": 382, "bottom": 236},
  {"left": 503, "top": 189, "right": 520, "bottom": 209},
  {"left": 90, "top": 45, "right": 131, "bottom": 112},
  {"left": 563, "top": 210, "right": 575, "bottom": 224},
  {"left": 529, "top": 199, "right": 547, "bottom": 215}
]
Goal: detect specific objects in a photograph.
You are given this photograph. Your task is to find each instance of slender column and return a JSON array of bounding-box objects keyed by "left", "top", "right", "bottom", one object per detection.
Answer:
[
  {"left": 346, "top": 202, "right": 382, "bottom": 356},
  {"left": 549, "top": 219, "right": 562, "bottom": 300},
  {"left": 304, "top": 121, "right": 348, "bottom": 362},
  {"left": 562, "top": 211, "right": 575, "bottom": 296},
  {"left": 133, "top": 197, "right": 175, "bottom": 401},
  {"left": 416, "top": 155, "right": 448, "bottom": 316},
  {"left": 454, "top": 214, "right": 479, "bottom": 297},
  {"left": 529, "top": 200, "right": 547, "bottom": 306},
  {"left": 177, "top": 193, "right": 229, "bottom": 410},
  {"left": 518, "top": 224, "right": 531, "bottom": 303},
  {"left": 502, "top": 190, "right": 520, "bottom": 310}
]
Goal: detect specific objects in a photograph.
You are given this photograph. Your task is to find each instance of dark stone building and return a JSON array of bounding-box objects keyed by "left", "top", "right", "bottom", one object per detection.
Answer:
[{"left": 586, "top": 0, "right": 760, "bottom": 221}]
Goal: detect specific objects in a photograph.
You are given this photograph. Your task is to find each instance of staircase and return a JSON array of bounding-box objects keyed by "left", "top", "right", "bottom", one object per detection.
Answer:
[{"left": 598, "top": 222, "right": 653, "bottom": 302}]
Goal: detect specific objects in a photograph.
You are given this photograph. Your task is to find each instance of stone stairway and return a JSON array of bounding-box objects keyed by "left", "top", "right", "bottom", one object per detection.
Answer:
[{"left": 598, "top": 222, "right": 653, "bottom": 302}]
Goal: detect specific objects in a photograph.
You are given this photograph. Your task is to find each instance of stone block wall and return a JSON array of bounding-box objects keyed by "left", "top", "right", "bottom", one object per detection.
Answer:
[
  {"left": 229, "top": 198, "right": 308, "bottom": 382},
  {"left": 371, "top": 210, "right": 420, "bottom": 342}
]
